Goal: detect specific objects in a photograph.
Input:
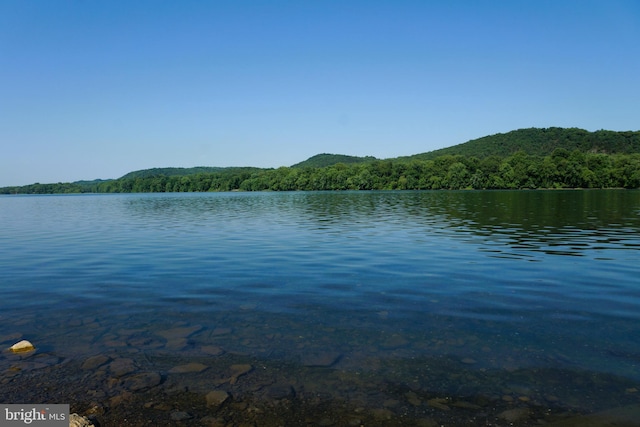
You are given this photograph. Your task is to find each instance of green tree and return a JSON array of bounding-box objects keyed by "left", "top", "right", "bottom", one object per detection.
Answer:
[{"left": 446, "top": 162, "right": 470, "bottom": 189}]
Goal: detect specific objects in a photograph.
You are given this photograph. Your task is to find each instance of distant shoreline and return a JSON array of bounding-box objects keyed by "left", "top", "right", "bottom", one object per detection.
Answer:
[{"left": 3, "top": 127, "right": 640, "bottom": 193}]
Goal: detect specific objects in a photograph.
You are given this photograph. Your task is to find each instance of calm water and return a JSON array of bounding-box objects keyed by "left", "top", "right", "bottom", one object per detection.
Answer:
[{"left": 1, "top": 190, "right": 639, "bottom": 423}]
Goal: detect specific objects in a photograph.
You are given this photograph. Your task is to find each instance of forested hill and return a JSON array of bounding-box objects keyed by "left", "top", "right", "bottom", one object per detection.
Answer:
[
  {"left": 119, "top": 166, "right": 262, "bottom": 179},
  {"left": 291, "top": 153, "right": 377, "bottom": 168},
  {"left": 404, "top": 127, "right": 640, "bottom": 161},
  {"left": 290, "top": 129, "right": 640, "bottom": 167},
  {"left": 2, "top": 127, "right": 640, "bottom": 194}
]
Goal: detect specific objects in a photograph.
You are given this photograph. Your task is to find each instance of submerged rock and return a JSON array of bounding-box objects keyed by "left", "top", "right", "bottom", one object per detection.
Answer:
[
  {"left": 426, "top": 398, "right": 450, "bottom": 411},
  {"left": 9, "top": 340, "right": 35, "bottom": 353},
  {"left": 206, "top": 390, "right": 229, "bottom": 407},
  {"left": 10, "top": 361, "right": 49, "bottom": 371},
  {"left": 266, "top": 383, "right": 295, "bottom": 400},
  {"left": 69, "top": 413, "right": 95, "bottom": 427},
  {"left": 229, "top": 364, "right": 252, "bottom": 384},
  {"left": 211, "top": 327, "right": 232, "bottom": 336},
  {"left": 122, "top": 372, "right": 162, "bottom": 391},
  {"left": 81, "top": 355, "right": 111, "bottom": 370},
  {"left": 405, "top": 391, "right": 422, "bottom": 406},
  {"left": 169, "top": 362, "right": 208, "bottom": 374},
  {"left": 301, "top": 351, "right": 342, "bottom": 367},
  {"left": 201, "top": 345, "right": 225, "bottom": 356},
  {"left": 157, "top": 325, "right": 203, "bottom": 350},
  {"left": 108, "top": 358, "right": 137, "bottom": 377}
]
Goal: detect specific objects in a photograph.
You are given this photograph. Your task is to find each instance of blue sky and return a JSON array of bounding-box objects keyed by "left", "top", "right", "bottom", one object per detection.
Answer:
[{"left": 1, "top": 1, "right": 639, "bottom": 186}]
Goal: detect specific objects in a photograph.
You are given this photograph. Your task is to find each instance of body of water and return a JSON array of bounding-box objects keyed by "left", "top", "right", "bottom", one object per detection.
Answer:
[{"left": 1, "top": 190, "right": 639, "bottom": 426}]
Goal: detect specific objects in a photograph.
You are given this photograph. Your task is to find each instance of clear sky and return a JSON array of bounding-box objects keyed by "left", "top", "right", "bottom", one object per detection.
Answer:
[{"left": 1, "top": 1, "right": 639, "bottom": 186}]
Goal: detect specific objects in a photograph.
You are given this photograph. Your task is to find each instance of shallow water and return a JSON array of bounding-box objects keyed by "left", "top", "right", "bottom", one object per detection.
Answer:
[{"left": 1, "top": 190, "right": 639, "bottom": 425}]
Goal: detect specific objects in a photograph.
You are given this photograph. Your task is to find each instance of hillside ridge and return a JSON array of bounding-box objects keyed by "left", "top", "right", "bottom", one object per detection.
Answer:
[
  {"left": 105, "top": 127, "right": 640, "bottom": 179},
  {"left": 2, "top": 127, "right": 639, "bottom": 193},
  {"left": 401, "top": 127, "right": 640, "bottom": 161}
]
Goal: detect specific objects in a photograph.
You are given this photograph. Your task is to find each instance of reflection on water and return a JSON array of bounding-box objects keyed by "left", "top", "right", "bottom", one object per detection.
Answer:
[{"left": 0, "top": 190, "right": 639, "bottom": 425}]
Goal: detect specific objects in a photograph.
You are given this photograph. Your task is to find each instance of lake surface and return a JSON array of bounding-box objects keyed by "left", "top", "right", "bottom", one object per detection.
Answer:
[{"left": 1, "top": 190, "right": 639, "bottom": 425}]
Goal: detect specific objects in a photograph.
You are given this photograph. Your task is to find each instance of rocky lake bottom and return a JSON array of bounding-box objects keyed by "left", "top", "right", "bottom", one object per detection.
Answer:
[{"left": 2, "top": 308, "right": 640, "bottom": 427}]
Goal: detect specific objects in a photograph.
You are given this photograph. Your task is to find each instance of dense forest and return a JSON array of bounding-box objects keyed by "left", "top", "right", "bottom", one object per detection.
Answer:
[
  {"left": 291, "top": 153, "right": 378, "bottom": 168},
  {"left": 2, "top": 128, "right": 640, "bottom": 194},
  {"left": 402, "top": 127, "right": 640, "bottom": 160}
]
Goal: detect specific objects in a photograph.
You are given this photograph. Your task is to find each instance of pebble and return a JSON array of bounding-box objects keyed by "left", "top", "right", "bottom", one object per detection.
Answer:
[
  {"left": 10, "top": 361, "right": 49, "bottom": 371},
  {"left": 165, "top": 338, "right": 187, "bottom": 350},
  {"left": 157, "top": 325, "right": 203, "bottom": 340},
  {"left": 82, "top": 355, "right": 111, "bottom": 370},
  {"left": 109, "top": 391, "right": 133, "bottom": 407},
  {"left": 405, "top": 391, "right": 422, "bottom": 406},
  {"left": 69, "top": 413, "right": 95, "bottom": 427},
  {"left": 206, "top": 390, "right": 229, "bottom": 407},
  {"left": 169, "top": 362, "right": 208, "bottom": 374},
  {"left": 157, "top": 325, "right": 202, "bottom": 349},
  {"left": 461, "top": 357, "right": 476, "bottom": 365},
  {"left": 84, "top": 403, "right": 106, "bottom": 416},
  {"left": 122, "top": 372, "right": 162, "bottom": 391},
  {"left": 108, "top": 358, "right": 137, "bottom": 377},
  {"left": 451, "top": 400, "right": 481, "bottom": 410},
  {"left": 9, "top": 340, "right": 35, "bottom": 353},
  {"left": 229, "top": 364, "right": 252, "bottom": 384},
  {"left": 426, "top": 398, "right": 450, "bottom": 411},
  {"left": 201, "top": 345, "right": 225, "bottom": 356}
]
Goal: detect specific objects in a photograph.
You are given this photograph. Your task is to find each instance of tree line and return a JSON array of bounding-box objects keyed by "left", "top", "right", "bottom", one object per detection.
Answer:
[
  {"left": 2, "top": 149, "right": 639, "bottom": 195},
  {"left": 101, "top": 149, "right": 640, "bottom": 192}
]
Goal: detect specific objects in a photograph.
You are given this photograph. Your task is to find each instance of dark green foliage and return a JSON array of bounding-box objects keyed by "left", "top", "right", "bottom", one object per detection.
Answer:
[
  {"left": 290, "top": 153, "right": 377, "bottom": 168},
  {"left": 92, "top": 168, "right": 262, "bottom": 193},
  {"left": 0, "top": 182, "right": 85, "bottom": 194},
  {"left": 3, "top": 128, "right": 640, "bottom": 194},
  {"left": 406, "top": 127, "right": 640, "bottom": 161},
  {"left": 3, "top": 152, "right": 639, "bottom": 194},
  {"left": 118, "top": 166, "right": 256, "bottom": 180},
  {"left": 0, "top": 179, "right": 113, "bottom": 194},
  {"left": 112, "top": 152, "right": 637, "bottom": 192}
]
